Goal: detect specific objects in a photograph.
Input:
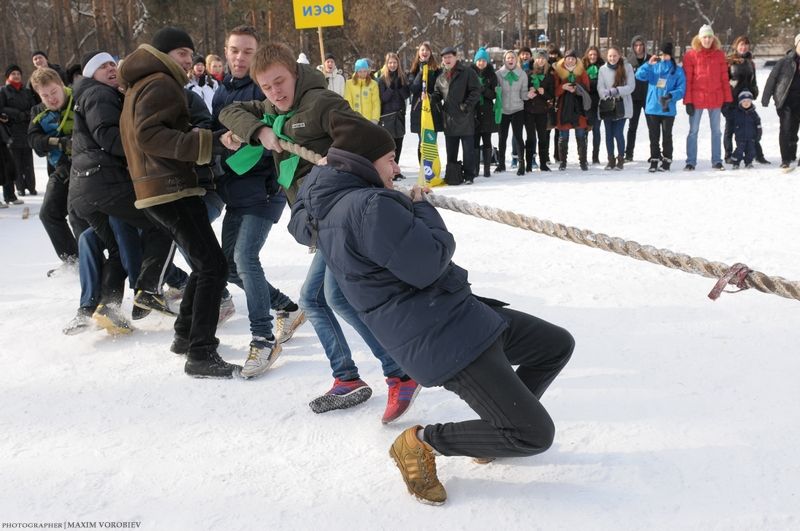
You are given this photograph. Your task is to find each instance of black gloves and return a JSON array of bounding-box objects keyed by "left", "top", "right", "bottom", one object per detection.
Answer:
[
  {"left": 659, "top": 94, "right": 672, "bottom": 112},
  {"left": 58, "top": 136, "right": 71, "bottom": 153},
  {"left": 685, "top": 103, "right": 695, "bottom": 116},
  {"left": 50, "top": 164, "right": 70, "bottom": 184}
]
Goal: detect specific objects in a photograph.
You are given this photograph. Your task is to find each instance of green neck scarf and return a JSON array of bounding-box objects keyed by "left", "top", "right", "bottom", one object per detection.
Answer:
[
  {"left": 504, "top": 69, "right": 519, "bottom": 85},
  {"left": 531, "top": 73, "right": 544, "bottom": 90},
  {"left": 226, "top": 110, "right": 298, "bottom": 189},
  {"left": 587, "top": 64, "right": 599, "bottom": 80}
]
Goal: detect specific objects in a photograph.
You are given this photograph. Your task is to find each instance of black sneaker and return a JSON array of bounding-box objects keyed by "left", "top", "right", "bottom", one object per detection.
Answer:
[
  {"left": 712, "top": 162, "right": 725, "bottom": 170},
  {"left": 539, "top": 162, "right": 551, "bottom": 172},
  {"left": 660, "top": 158, "right": 671, "bottom": 171},
  {"left": 684, "top": 164, "right": 695, "bottom": 171},
  {"left": 731, "top": 163, "right": 740, "bottom": 170},
  {"left": 185, "top": 351, "right": 241, "bottom": 379},
  {"left": 132, "top": 305, "right": 151, "bottom": 321},
  {"left": 170, "top": 336, "right": 190, "bottom": 355},
  {"left": 756, "top": 157, "right": 771, "bottom": 165},
  {"left": 724, "top": 156, "right": 733, "bottom": 164},
  {"left": 648, "top": 159, "right": 659, "bottom": 173},
  {"left": 134, "top": 290, "right": 177, "bottom": 316},
  {"left": 624, "top": 155, "right": 633, "bottom": 162},
  {"left": 745, "top": 163, "right": 754, "bottom": 169},
  {"left": 171, "top": 336, "right": 219, "bottom": 355},
  {"left": 780, "top": 162, "right": 790, "bottom": 169}
]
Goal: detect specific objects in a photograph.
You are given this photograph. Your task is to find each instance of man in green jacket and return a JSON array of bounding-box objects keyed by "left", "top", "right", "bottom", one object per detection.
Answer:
[{"left": 220, "top": 42, "right": 421, "bottom": 423}]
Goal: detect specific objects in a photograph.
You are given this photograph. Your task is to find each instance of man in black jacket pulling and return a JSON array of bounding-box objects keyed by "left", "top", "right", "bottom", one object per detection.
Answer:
[{"left": 289, "top": 111, "right": 574, "bottom": 505}]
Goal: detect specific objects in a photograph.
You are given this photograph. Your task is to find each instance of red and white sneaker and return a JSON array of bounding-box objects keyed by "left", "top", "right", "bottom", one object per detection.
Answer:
[{"left": 382, "top": 377, "right": 421, "bottom": 424}]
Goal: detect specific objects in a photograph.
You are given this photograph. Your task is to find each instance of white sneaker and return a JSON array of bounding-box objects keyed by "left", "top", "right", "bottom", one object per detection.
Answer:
[
  {"left": 241, "top": 336, "right": 282, "bottom": 378},
  {"left": 63, "top": 308, "right": 94, "bottom": 335},
  {"left": 218, "top": 293, "right": 235, "bottom": 325},
  {"left": 275, "top": 308, "right": 306, "bottom": 344}
]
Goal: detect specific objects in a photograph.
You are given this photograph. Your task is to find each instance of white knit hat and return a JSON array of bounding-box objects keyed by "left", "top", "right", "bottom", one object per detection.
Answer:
[
  {"left": 698, "top": 25, "right": 714, "bottom": 38},
  {"left": 297, "top": 53, "right": 310, "bottom": 64}
]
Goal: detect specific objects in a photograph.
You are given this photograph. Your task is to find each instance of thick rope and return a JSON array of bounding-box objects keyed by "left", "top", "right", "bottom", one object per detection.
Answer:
[{"left": 280, "top": 139, "right": 800, "bottom": 302}]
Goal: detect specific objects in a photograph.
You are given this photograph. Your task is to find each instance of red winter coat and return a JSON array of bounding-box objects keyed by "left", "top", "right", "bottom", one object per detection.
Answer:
[{"left": 683, "top": 36, "right": 732, "bottom": 109}]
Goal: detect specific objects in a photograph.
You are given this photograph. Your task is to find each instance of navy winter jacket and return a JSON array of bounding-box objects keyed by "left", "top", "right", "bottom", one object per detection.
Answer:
[
  {"left": 288, "top": 148, "right": 507, "bottom": 387},
  {"left": 212, "top": 74, "right": 280, "bottom": 214},
  {"left": 732, "top": 105, "right": 761, "bottom": 142}
]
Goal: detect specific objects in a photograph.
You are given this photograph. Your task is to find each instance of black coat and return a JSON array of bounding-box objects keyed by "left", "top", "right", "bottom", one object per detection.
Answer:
[
  {"left": 408, "top": 63, "right": 442, "bottom": 133},
  {"left": 70, "top": 77, "right": 128, "bottom": 183},
  {"left": 584, "top": 59, "right": 605, "bottom": 114},
  {"left": 432, "top": 61, "right": 481, "bottom": 137},
  {"left": 762, "top": 50, "right": 800, "bottom": 110},
  {"left": 378, "top": 72, "right": 410, "bottom": 139},
  {"left": 0, "top": 83, "right": 37, "bottom": 148},
  {"left": 728, "top": 54, "right": 759, "bottom": 101},
  {"left": 627, "top": 38, "right": 650, "bottom": 103},
  {"left": 473, "top": 63, "right": 499, "bottom": 133},
  {"left": 288, "top": 147, "right": 507, "bottom": 387},
  {"left": 525, "top": 64, "right": 556, "bottom": 115}
]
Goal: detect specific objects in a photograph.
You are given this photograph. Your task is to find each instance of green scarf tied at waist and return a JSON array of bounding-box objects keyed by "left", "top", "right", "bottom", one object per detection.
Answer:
[
  {"left": 226, "top": 110, "right": 298, "bottom": 189},
  {"left": 493, "top": 86, "right": 502, "bottom": 124},
  {"left": 504, "top": 69, "right": 520, "bottom": 85}
]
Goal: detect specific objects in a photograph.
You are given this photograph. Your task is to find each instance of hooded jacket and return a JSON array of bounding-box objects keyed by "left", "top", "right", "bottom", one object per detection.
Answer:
[
  {"left": 433, "top": 60, "right": 481, "bottom": 136},
  {"left": 626, "top": 35, "right": 650, "bottom": 102},
  {"left": 635, "top": 59, "right": 686, "bottom": 117},
  {"left": 287, "top": 147, "right": 507, "bottom": 387},
  {"left": 317, "top": 65, "right": 346, "bottom": 96},
  {"left": 683, "top": 36, "right": 732, "bottom": 109},
  {"left": 118, "top": 44, "right": 211, "bottom": 209},
  {"left": 218, "top": 63, "right": 366, "bottom": 204},
  {"left": 761, "top": 49, "right": 800, "bottom": 110}
]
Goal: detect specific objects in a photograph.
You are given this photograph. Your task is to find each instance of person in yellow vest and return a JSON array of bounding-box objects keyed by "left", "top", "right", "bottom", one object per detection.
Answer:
[{"left": 344, "top": 58, "right": 380, "bottom": 123}]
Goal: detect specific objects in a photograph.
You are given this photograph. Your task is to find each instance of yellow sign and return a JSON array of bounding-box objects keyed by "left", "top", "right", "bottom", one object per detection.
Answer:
[{"left": 292, "top": 0, "right": 344, "bottom": 29}]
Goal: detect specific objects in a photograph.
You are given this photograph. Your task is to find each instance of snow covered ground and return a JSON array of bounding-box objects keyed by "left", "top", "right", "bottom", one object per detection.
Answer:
[{"left": 1, "top": 70, "right": 798, "bottom": 530}]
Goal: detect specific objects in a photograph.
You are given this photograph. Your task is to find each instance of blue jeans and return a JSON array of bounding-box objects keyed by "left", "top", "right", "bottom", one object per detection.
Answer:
[
  {"left": 78, "top": 228, "right": 103, "bottom": 310},
  {"left": 109, "top": 217, "right": 186, "bottom": 291},
  {"left": 603, "top": 118, "right": 626, "bottom": 159},
  {"left": 559, "top": 128, "right": 586, "bottom": 140},
  {"left": 686, "top": 107, "right": 722, "bottom": 166},
  {"left": 221, "top": 198, "right": 290, "bottom": 338},
  {"left": 299, "top": 251, "right": 404, "bottom": 381}
]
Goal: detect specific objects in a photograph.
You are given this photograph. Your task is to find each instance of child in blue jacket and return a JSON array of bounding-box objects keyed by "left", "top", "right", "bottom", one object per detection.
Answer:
[
  {"left": 635, "top": 42, "right": 686, "bottom": 171},
  {"left": 729, "top": 90, "right": 762, "bottom": 168}
]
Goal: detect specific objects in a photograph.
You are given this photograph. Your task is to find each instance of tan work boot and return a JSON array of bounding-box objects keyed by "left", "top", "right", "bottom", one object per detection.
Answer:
[{"left": 389, "top": 425, "right": 447, "bottom": 505}]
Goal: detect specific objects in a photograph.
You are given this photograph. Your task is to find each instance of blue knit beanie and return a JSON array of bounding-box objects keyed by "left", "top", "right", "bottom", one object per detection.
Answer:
[
  {"left": 354, "top": 58, "right": 369, "bottom": 72},
  {"left": 474, "top": 47, "right": 490, "bottom": 62}
]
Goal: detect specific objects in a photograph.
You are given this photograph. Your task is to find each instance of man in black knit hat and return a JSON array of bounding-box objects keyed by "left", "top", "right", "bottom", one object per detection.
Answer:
[{"left": 288, "top": 110, "right": 574, "bottom": 506}]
